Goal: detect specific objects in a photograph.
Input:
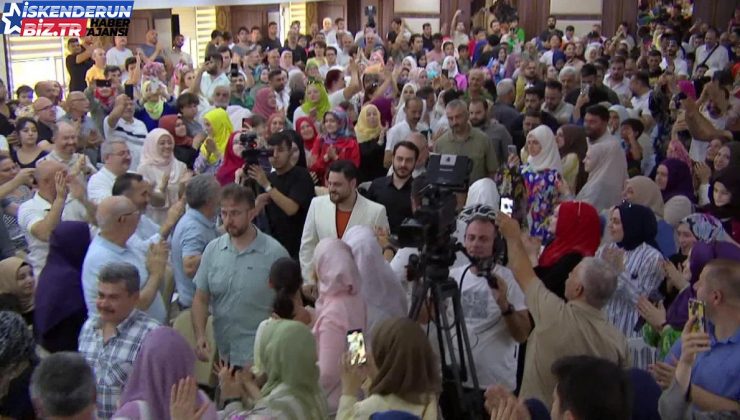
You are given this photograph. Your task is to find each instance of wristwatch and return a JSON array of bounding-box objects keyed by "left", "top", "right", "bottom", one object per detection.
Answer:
[
  {"left": 501, "top": 303, "right": 514, "bottom": 317},
  {"left": 264, "top": 184, "right": 273, "bottom": 193}
]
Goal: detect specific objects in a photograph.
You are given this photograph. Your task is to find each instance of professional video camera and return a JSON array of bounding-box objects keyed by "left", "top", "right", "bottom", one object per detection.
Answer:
[
  {"left": 402, "top": 154, "right": 485, "bottom": 419},
  {"left": 238, "top": 132, "right": 270, "bottom": 167}
]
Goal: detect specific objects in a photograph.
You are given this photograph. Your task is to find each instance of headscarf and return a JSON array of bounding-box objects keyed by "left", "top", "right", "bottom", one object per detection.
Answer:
[
  {"left": 141, "top": 80, "right": 166, "bottom": 120},
  {"left": 401, "top": 56, "right": 418, "bottom": 72},
  {"left": 626, "top": 176, "right": 665, "bottom": 218},
  {"left": 558, "top": 124, "right": 588, "bottom": 193},
  {"left": 0, "top": 257, "right": 32, "bottom": 313},
  {"left": 321, "top": 108, "right": 350, "bottom": 145},
  {"left": 295, "top": 116, "right": 319, "bottom": 152},
  {"left": 539, "top": 201, "right": 601, "bottom": 268},
  {"left": 0, "top": 311, "right": 35, "bottom": 373},
  {"left": 355, "top": 104, "right": 382, "bottom": 143},
  {"left": 527, "top": 125, "right": 563, "bottom": 173},
  {"left": 659, "top": 158, "right": 696, "bottom": 203},
  {"left": 466, "top": 178, "right": 501, "bottom": 209},
  {"left": 118, "top": 327, "right": 216, "bottom": 420},
  {"left": 370, "top": 97, "right": 393, "bottom": 128},
  {"left": 720, "top": 142, "right": 740, "bottom": 170},
  {"left": 394, "top": 83, "right": 418, "bottom": 126},
  {"left": 666, "top": 140, "right": 693, "bottom": 171},
  {"left": 614, "top": 202, "right": 659, "bottom": 251},
  {"left": 140, "top": 128, "right": 175, "bottom": 168},
  {"left": 301, "top": 81, "right": 331, "bottom": 122},
  {"left": 609, "top": 105, "right": 630, "bottom": 127},
  {"left": 280, "top": 50, "right": 295, "bottom": 71},
  {"left": 368, "top": 318, "right": 441, "bottom": 406},
  {"left": 665, "top": 240, "right": 740, "bottom": 329},
  {"left": 200, "top": 107, "right": 234, "bottom": 162},
  {"left": 576, "top": 140, "right": 628, "bottom": 211},
  {"left": 343, "top": 226, "right": 407, "bottom": 335},
  {"left": 552, "top": 50, "right": 566, "bottom": 66},
  {"left": 706, "top": 169, "right": 740, "bottom": 221},
  {"left": 258, "top": 320, "right": 329, "bottom": 419},
  {"left": 425, "top": 62, "right": 441, "bottom": 79},
  {"left": 215, "top": 132, "right": 245, "bottom": 186},
  {"left": 314, "top": 238, "right": 362, "bottom": 301},
  {"left": 266, "top": 112, "right": 286, "bottom": 136},
  {"left": 252, "top": 88, "right": 278, "bottom": 119},
  {"left": 504, "top": 53, "right": 520, "bottom": 78},
  {"left": 34, "top": 222, "right": 90, "bottom": 348},
  {"left": 158, "top": 114, "right": 193, "bottom": 147},
  {"left": 679, "top": 213, "right": 731, "bottom": 243},
  {"left": 442, "top": 56, "right": 459, "bottom": 78}
]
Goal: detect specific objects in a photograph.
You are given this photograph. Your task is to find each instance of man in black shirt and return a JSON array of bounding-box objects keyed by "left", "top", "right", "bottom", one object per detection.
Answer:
[
  {"left": 421, "top": 23, "right": 434, "bottom": 52},
  {"left": 260, "top": 22, "right": 283, "bottom": 53},
  {"left": 366, "top": 141, "right": 419, "bottom": 235},
  {"left": 539, "top": 15, "right": 564, "bottom": 43},
  {"left": 283, "top": 30, "right": 307, "bottom": 67},
  {"left": 247, "top": 131, "right": 315, "bottom": 258},
  {"left": 65, "top": 37, "right": 94, "bottom": 92}
]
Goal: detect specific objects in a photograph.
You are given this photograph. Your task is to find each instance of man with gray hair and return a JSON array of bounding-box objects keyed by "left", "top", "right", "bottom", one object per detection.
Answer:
[
  {"left": 78, "top": 261, "right": 159, "bottom": 419},
  {"left": 495, "top": 212, "right": 629, "bottom": 408},
  {"left": 30, "top": 352, "right": 97, "bottom": 419},
  {"left": 559, "top": 66, "right": 579, "bottom": 104},
  {"left": 171, "top": 174, "right": 221, "bottom": 309},
  {"left": 434, "top": 99, "right": 499, "bottom": 183},
  {"left": 87, "top": 139, "right": 132, "bottom": 204},
  {"left": 492, "top": 78, "right": 520, "bottom": 133},
  {"left": 81, "top": 196, "right": 169, "bottom": 324}
]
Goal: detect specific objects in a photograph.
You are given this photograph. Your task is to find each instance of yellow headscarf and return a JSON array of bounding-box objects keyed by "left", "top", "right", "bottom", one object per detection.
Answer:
[
  {"left": 201, "top": 108, "right": 234, "bottom": 164},
  {"left": 354, "top": 104, "right": 382, "bottom": 143}
]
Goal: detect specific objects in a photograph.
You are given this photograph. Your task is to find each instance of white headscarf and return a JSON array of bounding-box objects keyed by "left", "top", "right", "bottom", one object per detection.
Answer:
[
  {"left": 466, "top": 178, "right": 501, "bottom": 209},
  {"left": 342, "top": 226, "right": 408, "bottom": 337},
  {"left": 526, "top": 125, "right": 563, "bottom": 173},
  {"left": 442, "top": 56, "right": 459, "bottom": 78},
  {"left": 394, "top": 82, "right": 418, "bottom": 126},
  {"left": 576, "top": 138, "right": 628, "bottom": 211}
]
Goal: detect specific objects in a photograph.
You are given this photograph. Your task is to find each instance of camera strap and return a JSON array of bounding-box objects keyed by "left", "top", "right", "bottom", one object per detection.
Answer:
[{"left": 697, "top": 44, "right": 719, "bottom": 70}]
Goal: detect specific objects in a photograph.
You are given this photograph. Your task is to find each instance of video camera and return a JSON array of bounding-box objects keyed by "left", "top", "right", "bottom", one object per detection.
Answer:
[
  {"left": 238, "top": 132, "right": 270, "bottom": 167},
  {"left": 398, "top": 154, "right": 471, "bottom": 261}
]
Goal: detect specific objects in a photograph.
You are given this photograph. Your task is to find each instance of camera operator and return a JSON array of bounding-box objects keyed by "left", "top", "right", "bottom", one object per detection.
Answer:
[
  {"left": 246, "top": 131, "right": 315, "bottom": 259},
  {"left": 438, "top": 210, "right": 532, "bottom": 419}
]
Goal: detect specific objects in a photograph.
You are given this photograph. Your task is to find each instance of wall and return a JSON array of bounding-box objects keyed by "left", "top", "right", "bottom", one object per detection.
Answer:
[{"left": 171, "top": 7, "right": 199, "bottom": 62}]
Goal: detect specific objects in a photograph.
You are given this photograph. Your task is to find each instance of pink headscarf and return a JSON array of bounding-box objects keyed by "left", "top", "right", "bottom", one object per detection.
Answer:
[
  {"left": 667, "top": 139, "right": 693, "bottom": 172},
  {"left": 312, "top": 238, "right": 367, "bottom": 412},
  {"left": 677, "top": 80, "right": 697, "bottom": 100},
  {"left": 140, "top": 128, "right": 174, "bottom": 168}
]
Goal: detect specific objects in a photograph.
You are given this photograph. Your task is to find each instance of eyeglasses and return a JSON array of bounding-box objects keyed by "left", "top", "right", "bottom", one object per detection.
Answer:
[
  {"left": 118, "top": 209, "right": 140, "bottom": 220},
  {"left": 36, "top": 105, "right": 54, "bottom": 112}
]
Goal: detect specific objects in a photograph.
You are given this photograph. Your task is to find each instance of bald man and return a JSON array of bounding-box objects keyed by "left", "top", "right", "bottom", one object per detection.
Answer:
[
  {"left": 84, "top": 48, "right": 107, "bottom": 88},
  {"left": 59, "top": 91, "right": 102, "bottom": 163},
  {"left": 39, "top": 121, "right": 97, "bottom": 178},
  {"left": 18, "top": 160, "right": 92, "bottom": 274},
  {"left": 81, "top": 196, "right": 169, "bottom": 323},
  {"left": 136, "top": 29, "right": 167, "bottom": 65},
  {"left": 32, "top": 97, "right": 57, "bottom": 143}
]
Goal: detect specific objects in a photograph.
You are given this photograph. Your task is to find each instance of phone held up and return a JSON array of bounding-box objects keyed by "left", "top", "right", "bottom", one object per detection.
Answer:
[
  {"left": 124, "top": 84, "right": 134, "bottom": 100},
  {"left": 346, "top": 329, "right": 367, "bottom": 366},
  {"left": 688, "top": 298, "right": 706, "bottom": 334}
]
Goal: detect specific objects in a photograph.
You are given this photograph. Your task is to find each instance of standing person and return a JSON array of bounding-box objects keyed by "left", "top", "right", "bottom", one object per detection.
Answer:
[
  {"left": 65, "top": 37, "right": 94, "bottom": 92},
  {"left": 105, "top": 36, "right": 133, "bottom": 69},
  {"left": 366, "top": 141, "right": 418, "bottom": 235},
  {"left": 247, "top": 131, "right": 315, "bottom": 259},
  {"left": 104, "top": 95, "right": 148, "bottom": 170},
  {"left": 555, "top": 124, "right": 588, "bottom": 194},
  {"left": 171, "top": 175, "right": 221, "bottom": 311},
  {"left": 77, "top": 262, "right": 160, "bottom": 419},
  {"left": 354, "top": 104, "right": 387, "bottom": 183},
  {"left": 191, "top": 184, "right": 289, "bottom": 367},
  {"left": 309, "top": 108, "right": 360, "bottom": 182},
  {"left": 597, "top": 202, "right": 664, "bottom": 369}
]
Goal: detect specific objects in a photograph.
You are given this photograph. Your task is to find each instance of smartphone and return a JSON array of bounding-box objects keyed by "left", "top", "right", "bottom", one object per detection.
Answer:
[
  {"left": 688, "top": 299, "right": 706, "bottom": 333},
  {"left": 124, "top": 84, "right": 134, "bottom": 99},
  {"left": 500, "top": 197, "right": 514, "bottom": 216},
  {"left": 96, "top": 79, "right": 111, "bottom": 88},
  {"left": 580, "top": 82, "right": 590, "bottom": 96},
  {"left": 346, "top": 329, "right": 367, "bottom": 366},
  {"left": 230, "top": 63, "right": 239, "bottom": 77},
  {"left": 507, "top": 144, "right": 517, "bottom": 157}
]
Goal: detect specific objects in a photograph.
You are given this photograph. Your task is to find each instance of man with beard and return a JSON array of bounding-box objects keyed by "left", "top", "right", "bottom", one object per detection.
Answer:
[
  {"left": 366, "top": 141, "right": 419, "bottom": 235},
  {"left": 192, "top": 184, "right": 289, "bottom": 367},
  {"left": 248, "top": 131, "right": 315, "bottom": 259},
  {"left": 435, "top": 99, "right": 499, "bottom": 183},
  {"left": 197, "top": 53, "right": 230, "bottom": 101},
  {"left": 539, "top": 15, "right": 564, "bottom": 44},
  {"left": 299, "top": 160, "right": 389, "bottom": 280},
  {"left": 268, "top": 69, "right": 290, "bottom": 111},
  {"left": 384, "top": 97, "right": 428, "bottom": 167},
  {"left": 169, "top": 33, "right": 193, "bottom": 68},
  {"left": 229, "top": 73, "right": 252, "bottom": 108},
  {"left": 469, "top": 98, "right": 513, "bottom": 164},
  {"left": 65, "top": 37, "right": 94, "bottom": 92}
]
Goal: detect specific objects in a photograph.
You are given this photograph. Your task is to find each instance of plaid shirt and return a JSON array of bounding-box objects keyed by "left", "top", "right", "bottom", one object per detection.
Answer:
[{"left": 78, "top": 309, "right": 159, "bottom": 419}]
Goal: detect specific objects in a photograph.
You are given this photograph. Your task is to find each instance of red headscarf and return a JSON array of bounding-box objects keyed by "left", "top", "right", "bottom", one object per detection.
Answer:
[
  {"left": 295, "top": 116, "right": 319, "bottom": 151},
  {"left": 158, "top": 114, "right": 193, "bottom": 147},
  {"left": 538, "top": 201, "right": 601, "bottom": 268},
  {"left": 215, "top": 132, "right": 244, "bottom": 186}
]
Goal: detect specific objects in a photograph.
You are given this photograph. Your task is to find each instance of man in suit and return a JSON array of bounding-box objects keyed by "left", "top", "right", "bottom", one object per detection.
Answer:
[{"left": 299, "top": 160, "right": 389, "bottom": 281}]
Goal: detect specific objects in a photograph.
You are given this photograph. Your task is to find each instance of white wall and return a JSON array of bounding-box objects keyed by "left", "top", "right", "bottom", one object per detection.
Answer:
[{"left": 550, "top": 0, "right": 602, "bottom": 15}]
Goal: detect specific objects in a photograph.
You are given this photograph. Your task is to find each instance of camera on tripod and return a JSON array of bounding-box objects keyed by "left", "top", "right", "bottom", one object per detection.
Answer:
[
  {"left": 239, "top": 132, "right": 270, "bottom": 167},
  {"left": 398, "top": 154, "right": 471, "bottom": 252}
]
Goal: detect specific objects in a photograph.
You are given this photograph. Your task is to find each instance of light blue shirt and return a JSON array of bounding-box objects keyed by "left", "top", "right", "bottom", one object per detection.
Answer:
[
  {"left": 82, "top": 234, "right": 166, "bottom": 323},
  {"left": 194, "top": 228, "right": 289, "bottom": 366},
  {"left": 171, "top": 208, "right": 218, "bottom": 307},
  {"left": 127, "top": 214, "right": 161, "bottom": 257}
]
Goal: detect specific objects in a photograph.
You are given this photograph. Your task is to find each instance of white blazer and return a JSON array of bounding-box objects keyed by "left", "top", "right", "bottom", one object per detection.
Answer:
[{"left": 299, "top": 192, "right": 389, "bottom": 281}]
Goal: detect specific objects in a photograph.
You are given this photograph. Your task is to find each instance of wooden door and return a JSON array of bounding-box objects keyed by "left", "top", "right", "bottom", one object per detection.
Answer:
[
  {"left": 230, "top": 5, "right": 279, "bottom": 35},
  {"left": 317, "top": 1, "right": 347, "bottom": 28},
  {"left": 129, "top": 10, "right": 153, "bottom": 46}
]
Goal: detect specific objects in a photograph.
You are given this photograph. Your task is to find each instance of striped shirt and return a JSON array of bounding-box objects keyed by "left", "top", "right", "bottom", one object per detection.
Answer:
[
  {"left": 103, "top": 115, "right": 147, "bottom": 170},
  {"left": 598, "top": 242, "right": 664, "bottom": 369},
  {"left": 78, "top": 309, "right": 159, "bottom": 419}
]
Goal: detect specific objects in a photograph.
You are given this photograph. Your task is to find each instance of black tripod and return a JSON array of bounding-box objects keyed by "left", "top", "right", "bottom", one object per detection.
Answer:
[{"left": 408, "top": 248, "right": 484, "bottom": 420}]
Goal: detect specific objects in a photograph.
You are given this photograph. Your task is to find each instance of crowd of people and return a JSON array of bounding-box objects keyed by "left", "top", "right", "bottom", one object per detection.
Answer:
[{"left": 1, "top": 1, "right": 740, "bottom": 419}]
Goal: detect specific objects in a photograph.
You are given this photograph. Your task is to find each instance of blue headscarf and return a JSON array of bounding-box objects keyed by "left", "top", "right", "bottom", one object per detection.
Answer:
[{"left": 616, "top": 202, "right": 659, "bottom": 251}]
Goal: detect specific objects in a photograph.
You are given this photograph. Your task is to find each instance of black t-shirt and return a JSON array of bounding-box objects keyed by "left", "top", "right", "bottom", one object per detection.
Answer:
[
  {"left": 422, "top": 35, "right": 434, "bottom": 52},
  {"left": 365, "top": 176, "right": 413, "bottom": 235},
  {"left": 266, "top": 165, "right": 316, "bottom": 258},
  {"left": 37, "top": 121, "right": 54, "bottom": 143},
  {"left": 261, "top": 37, "right": 283, "bottom": 53},
  {"left": 66, "top": 52, "right": 93, "bottom": 92},
  {"left": 284, "top": 45, "right": 307, "bottom": 65}
]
